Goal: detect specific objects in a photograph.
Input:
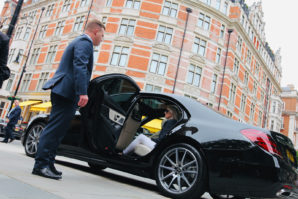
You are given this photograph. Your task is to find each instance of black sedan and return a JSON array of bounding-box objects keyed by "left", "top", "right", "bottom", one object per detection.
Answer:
[{"left": 22, "top": 73, "right": 297, "bottom": 199}]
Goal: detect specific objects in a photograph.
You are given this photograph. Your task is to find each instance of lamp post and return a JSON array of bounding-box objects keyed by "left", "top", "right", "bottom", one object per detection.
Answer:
[
  {"left": 6, "top": 0, "right": 24, "bottom": 39},
  {"left": 218, "top": 29, "right": 233, "bottom": 111},
  {"left": 8, "top": 7, "right": 45, "bottom": 111},
  {"left": 172, "top": 7, "right": 192, "bottom": 94}
]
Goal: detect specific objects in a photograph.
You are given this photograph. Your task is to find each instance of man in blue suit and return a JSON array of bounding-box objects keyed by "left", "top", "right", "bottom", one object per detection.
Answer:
[
  {"left": 32, "top": 19, "right": 105, "bottom": 180},
  {"left": 1, "top": 100, "right": 21, "bottom": 143}
]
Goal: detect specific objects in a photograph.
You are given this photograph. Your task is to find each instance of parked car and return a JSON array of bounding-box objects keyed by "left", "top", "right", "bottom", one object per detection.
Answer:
[
  {"left": 0, "top": 118, "right": 6, "bottom": 133},
  {"left": 22, "top": 74, "right": 297, "bottom": 199},
  {"left": 0, "top": 121, "right": 25, "bottom": 140}
]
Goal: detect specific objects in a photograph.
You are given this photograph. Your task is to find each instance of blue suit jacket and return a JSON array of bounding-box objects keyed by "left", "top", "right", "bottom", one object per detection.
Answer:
[
  {"left": 43, "top": 34, "right": 94, "bottom": 101},
  {"left": 7, "top": 106, "right": 21, "bottom": 126}
]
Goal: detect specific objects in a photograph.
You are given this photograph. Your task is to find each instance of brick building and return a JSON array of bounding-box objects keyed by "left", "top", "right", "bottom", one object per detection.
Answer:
[
  {"left": 281, "top": 85, "right": 298, "bottom": 150},
  {"left": 0, "top": 0, "right": 283, "bottom": 130}
]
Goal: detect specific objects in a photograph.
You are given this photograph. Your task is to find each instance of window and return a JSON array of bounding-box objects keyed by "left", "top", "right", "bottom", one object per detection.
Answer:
[
  {"left": 204, "top": 0, "right": 211, "bottom": 5},
  {"left": 229, "top": 83, "right": 236, "bottom": 103},
  {"left": 149, "top": 53, "right": 168, "bottom": 75},
  {"left": 192, "top": 37, "right": 207, "bottom": 56},
  {"left": 233, "top": 58, "right": 239, "bottom": 74},
  {"left": 255, "top": 62, "right": 260, "bottom": 79},
  {"left": 227, "top": 111, "right": 233, "bottom": 118},
  {"left": 258, "top": 111, "right": 262, "bottom": 126},
  {"left": 145, "top": 84, "right": 162, "bottom": 92},
  {"left": 253, "top": 81, "right": 257, "bottom": 95},
  {"left": 36, "top": 72, "right": 49, "bottom": 91},
  {"left": 270, "top": 120, "right": 274, "bottom": 131},
  {"left": 236, "top": 36, "right": 242, "bottom": 52},
  {"left": 119, "top": 18, "right": 136, "bottom": 36},
  {"left": 187, "top": 64, "right": 202, "bottom": 87},
  {"left": 29, "top": 48, "right": 40, "bottom": 65},
  {"left": 223, "top": 1, "right": 228, "bottom": 14},
  {"left": 80, "top": 0, "right": 89, "bottom": 7},
  {"left": 106, "top": 0, "right": 112, "bottom": 6},
  {"left": 15, "top": 27, "right": 23, "bottom": 39},
  {"left": 102, "top": 17, "right": 107, "bottom": 25},
  {"left": 272, "top": 101, "right": 276, "bottom": 113},
  {"left": 215, "top": 0, "right": 221, "bottom": 10},
  {"left": 211, "top": 74, "right": 217, "bottom": 94},
  {"left": 20, "top": 73, "right": 32, "bottom": 92},
  {"left": 39, "top": 25, "right": 47, "bottom": 39},
  {"left": 74, "top": 16, "right": 85, "bottom": 32},
  {"left": 23, "top": 27, "right": 31, "bottom": 40},
  {"left": 110, "top": 46, "right": 129, "bottom": 67},
  {"left": 216, "top": 48, "right": 221, "bottom": 64},
  {"left": 125, "top": 0, "right": 140, "bottom": 9},
  {"left": 5, "top": 73, "right": 15, "bottom": 91},
  {"left": 250, "top": 103, "right": 255, "bottom": 120},
  {"left": 93, "top": 46, "right": 99, "bottom": 63},
  {"left": 46, "top": 45, "right": 58, "bottom": 64},
  {"left": 15, "top": 49, "right": 24, "bottom": 63},
  {"left": 0, "top": 102, "right": 5, "bottom": 117},
  {"left": 45, "top": 4, "right": 54, "bottom": 17},
  {"left": 198, "top": 13, "right": 210, "bottom": 31},
  {"left": 156, "top": 25, "right": 173, "bottom": 44},
  {"left": 244, "top": 71, "right": 249, "bottom": 85},
  {"left": 62, "top": 0, "right": 71, "bottom": 12},
  {"left": 8, "top": 48, "right": 16, "bottom": 63},
  {"left": 220, "top": 24, "right": 225, "bottom": 38},
  {"left": 246, "top": 49, "right": 252, "bottom": 66},
  {"left": 162, "top": 1, "right": 178, "bottom": 18},
  {"left": 281, "top": 117, "right": 284, "bottom": 129},
  {"left": 55, "top": 21, "right": 65, "bottom": 36},
  {"left": 240, "top": 94, "right": 246, "bottom": 112},
  {"left": 185, "top": 94, "right": 197, "bottom": 100}
]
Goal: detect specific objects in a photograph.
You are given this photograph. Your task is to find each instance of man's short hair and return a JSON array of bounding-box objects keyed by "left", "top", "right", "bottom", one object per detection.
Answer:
[{"left": 85, "top": 19, "right": 105, "bottom": 31}]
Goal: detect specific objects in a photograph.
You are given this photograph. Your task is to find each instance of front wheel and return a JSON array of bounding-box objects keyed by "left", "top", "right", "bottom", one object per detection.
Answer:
[
  {"left": 24, "top": 122, "right": 45, "bottom": 157},
  {"left": 155, "top": 143, "right": 207, "bottom": 199}
]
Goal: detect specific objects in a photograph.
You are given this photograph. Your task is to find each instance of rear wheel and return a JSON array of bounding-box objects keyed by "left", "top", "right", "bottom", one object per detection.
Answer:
[
  {"left": 155, "top": 143, "right": 206, "bottom": 199},
  {"left": 24, "top": 122, "right": 45, "bottom": 157}
]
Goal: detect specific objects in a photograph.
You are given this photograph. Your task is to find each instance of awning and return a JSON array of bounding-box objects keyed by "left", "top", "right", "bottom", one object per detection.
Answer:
[
  {"left": 30, "top": 102, "right": 52, "bottom": 112},
  {"left": 142, "top": 118, "right": 162, "bottom": 133},
  {"left": 19, "top": 100, "right": 42, "bottom": 107}
]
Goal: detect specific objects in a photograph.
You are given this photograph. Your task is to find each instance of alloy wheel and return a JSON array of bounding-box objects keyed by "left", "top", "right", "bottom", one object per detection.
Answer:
[
  {"left": 158, "top": 146, "right": 199, "bottom": 195},
  {"left": 25, "top": 123, "right": 44, "bottom": 157}
]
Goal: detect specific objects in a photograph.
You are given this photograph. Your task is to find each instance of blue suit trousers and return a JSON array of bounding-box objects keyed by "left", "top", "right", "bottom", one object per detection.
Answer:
[{"left": 34, "top": 92, "right": 77, "bottom": 169}]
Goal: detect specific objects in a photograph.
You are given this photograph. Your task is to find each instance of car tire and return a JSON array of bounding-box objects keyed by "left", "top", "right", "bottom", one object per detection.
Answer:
[
  {"left": 88, "top": 162, "right": 107, "bottom": 171},
  {"left": 210, "top": 194, "right": 245, "bottom": 199},
  {"left": 155, "top": 143, "right": 207, "bottom": 199},
  {"left": 24, "top": 122, "right": 45, "bottom": 157}
]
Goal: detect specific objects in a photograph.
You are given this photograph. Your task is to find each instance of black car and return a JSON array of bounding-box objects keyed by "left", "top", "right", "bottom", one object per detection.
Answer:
[
  {"left": 22, "top": 73, "right": 297, "bottom": 199},
  {"left": 0, "top": 119, "right": 25, "bottom": 140}
]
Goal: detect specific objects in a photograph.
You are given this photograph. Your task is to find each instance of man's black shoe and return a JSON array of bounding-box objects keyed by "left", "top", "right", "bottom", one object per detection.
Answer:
[
  {"left": 1, "top": 140, "right": 8, "bottom": 143},
  {"left": 50, "top": 164, "right": 62, "bottom": 176},
  {"left": 8, "top": 138, "right": 15, "bottom": 143},
  {"left": 32, "top": 167, "right": 62, "bottom": 180}
]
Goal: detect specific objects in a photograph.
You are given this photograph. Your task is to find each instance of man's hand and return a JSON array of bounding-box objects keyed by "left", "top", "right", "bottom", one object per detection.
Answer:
[{"left": 78, "top": 95, "right": 88, "bottom": 107}]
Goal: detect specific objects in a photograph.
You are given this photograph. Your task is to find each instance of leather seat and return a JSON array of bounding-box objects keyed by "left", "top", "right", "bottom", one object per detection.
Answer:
[{"left": 134, "top": 144, "right": 152, "bottom": 156}]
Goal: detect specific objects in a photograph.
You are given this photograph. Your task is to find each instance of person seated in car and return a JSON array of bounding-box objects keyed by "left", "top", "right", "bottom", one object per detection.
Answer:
[{"left": 122, "top": 105, "right": 178, "bottom": 155}]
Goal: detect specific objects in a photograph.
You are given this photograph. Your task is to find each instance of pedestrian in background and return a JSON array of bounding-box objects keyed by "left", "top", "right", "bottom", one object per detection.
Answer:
[
  {"left": 1, "top": 100, "right": 21, "bottom": 143},
  {"left": 0, "top": 31, "right": 11, "bottom": 88},
  {"left": 32, "top": 19, "right": 105, "bottom": 180}
]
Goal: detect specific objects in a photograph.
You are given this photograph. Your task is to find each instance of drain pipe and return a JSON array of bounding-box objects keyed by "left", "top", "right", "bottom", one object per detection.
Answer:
[
  {"left": 172, "top": 7, "right": 192, "bottom": 93},
  {"left": 218, "top": 29, "right": 233, "bottom": 111}
]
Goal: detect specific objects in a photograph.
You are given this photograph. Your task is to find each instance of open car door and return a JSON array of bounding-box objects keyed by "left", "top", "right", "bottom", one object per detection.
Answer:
[{"left": 80, "top": 73, "right": 140, "bottom": 153}]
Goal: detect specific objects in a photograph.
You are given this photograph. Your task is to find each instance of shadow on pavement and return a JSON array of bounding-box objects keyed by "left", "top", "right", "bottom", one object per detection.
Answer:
[{"left": 55, "top": 160, "right": 159, "bottom": 193}]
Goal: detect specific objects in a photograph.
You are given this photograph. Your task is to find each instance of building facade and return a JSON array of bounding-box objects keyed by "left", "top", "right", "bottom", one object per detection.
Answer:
[
  {"left": 281, "top": 85, "right": 298, "bottom": 150},
  {"left": 0, "top": 0, "right": 283, "bottom": 130}
]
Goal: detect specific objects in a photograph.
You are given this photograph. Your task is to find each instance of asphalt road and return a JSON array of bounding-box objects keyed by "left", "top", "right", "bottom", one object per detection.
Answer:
[{"left": 0, "top": 140, "right": 212, "bottom": 199}]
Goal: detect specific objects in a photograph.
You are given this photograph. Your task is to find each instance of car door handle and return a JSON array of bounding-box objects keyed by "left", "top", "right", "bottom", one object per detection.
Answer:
[{"left": 109, "top": 109, "right": 125, "bottom": 125}]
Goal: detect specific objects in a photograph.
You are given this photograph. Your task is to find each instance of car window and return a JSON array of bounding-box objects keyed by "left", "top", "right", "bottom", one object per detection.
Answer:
[{"left": 102, "top": 78, "right": 138, "bottom": 112}]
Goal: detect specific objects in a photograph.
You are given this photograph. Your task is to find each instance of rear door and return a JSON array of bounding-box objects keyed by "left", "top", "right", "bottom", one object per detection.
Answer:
[{"left": 80, "top": 74, "right": 140, "bottom": 153}]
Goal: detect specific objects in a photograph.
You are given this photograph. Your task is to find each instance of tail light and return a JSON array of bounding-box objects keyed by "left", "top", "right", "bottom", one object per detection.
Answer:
[{"left": 241, "top": 129, "right": 281, "bottom": 156}]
